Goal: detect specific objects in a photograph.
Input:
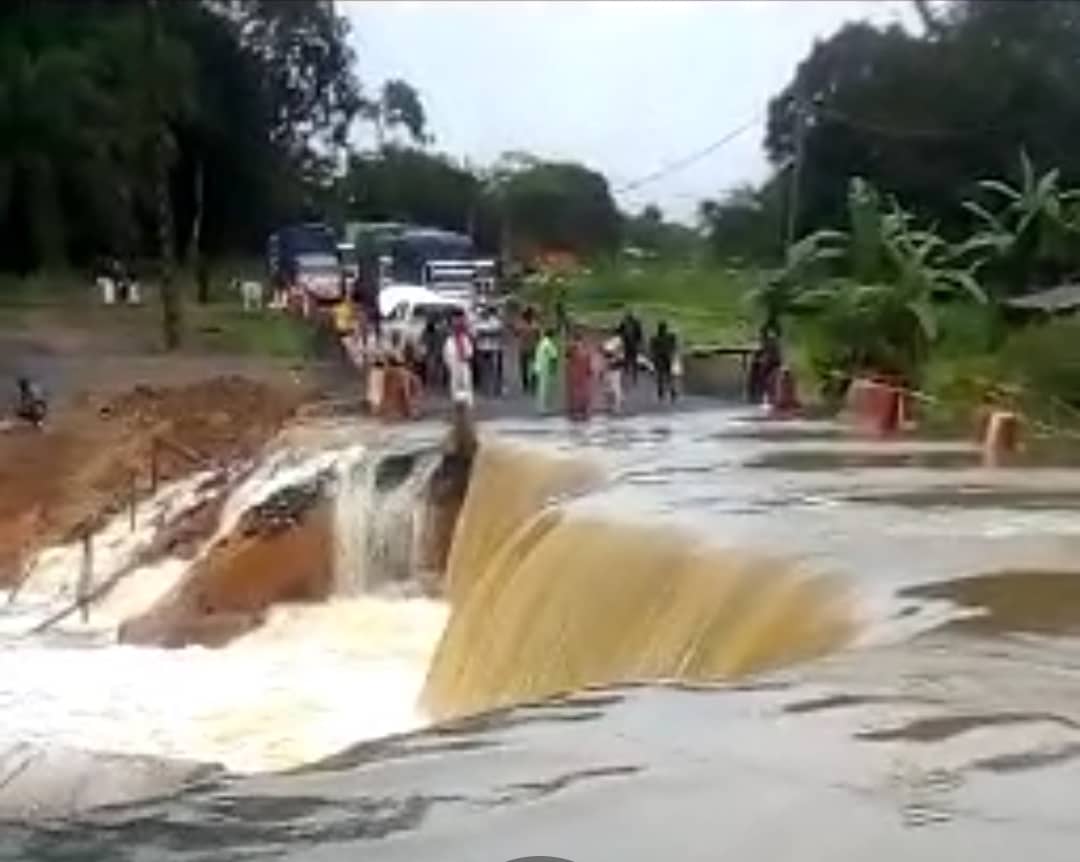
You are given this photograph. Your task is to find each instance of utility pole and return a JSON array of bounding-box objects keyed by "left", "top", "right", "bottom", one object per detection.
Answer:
[
  {"left": 785, "top": 90, "right": 809, "bottom": 252},
  {"left": 146, "top": 0, "right": 181, "bottom": 349}
]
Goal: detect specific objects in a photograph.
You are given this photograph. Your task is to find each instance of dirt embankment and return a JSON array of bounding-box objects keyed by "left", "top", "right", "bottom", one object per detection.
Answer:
[
  {"left": 0, "top": 376, "right": 309, "bottom": 586},
  {"left": 119, "top": 480, "right": 334, "bottom": 648}
]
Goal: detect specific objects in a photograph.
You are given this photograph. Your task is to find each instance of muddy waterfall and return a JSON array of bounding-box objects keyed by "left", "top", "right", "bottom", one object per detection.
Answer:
[{"left": 10, "top": 430, "right": 853, "bottom": 726}]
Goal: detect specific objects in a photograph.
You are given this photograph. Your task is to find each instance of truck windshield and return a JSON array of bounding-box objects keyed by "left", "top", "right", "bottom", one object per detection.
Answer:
[
  {"left": 296, "top": 253, "right": 339, "bottom": 272},
  {"left": 390, "top": 231, "right": 475, "bottom": 283}
]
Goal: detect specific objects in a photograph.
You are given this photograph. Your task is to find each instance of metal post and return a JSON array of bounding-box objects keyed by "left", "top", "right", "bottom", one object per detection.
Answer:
[
  {"left": 129, "top": 470, "right": 137, "bottom": 531},
  {"left": 78, "top": 531, "right": 93, "bottom": 623}
]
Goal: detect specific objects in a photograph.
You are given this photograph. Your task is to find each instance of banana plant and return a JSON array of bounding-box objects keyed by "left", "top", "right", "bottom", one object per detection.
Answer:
[
  {"left": 798, "top": 177, "right": 987, "bottom": 381},
  {"left": 748, "top": 229, "right": 844, "bottom": 323},
  {"left": 961, "top": 151, "right": 1080, "bottom": 293}
]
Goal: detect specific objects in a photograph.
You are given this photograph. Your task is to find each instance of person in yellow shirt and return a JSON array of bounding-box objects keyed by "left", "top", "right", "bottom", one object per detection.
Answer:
[{"left": 332, "top": 296, "right": 357, "bottom": 338}]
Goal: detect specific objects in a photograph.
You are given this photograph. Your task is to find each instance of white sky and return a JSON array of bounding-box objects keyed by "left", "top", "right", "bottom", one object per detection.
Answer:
[{"left": 342, "top": 0, "right": 919, "bottom": 222}]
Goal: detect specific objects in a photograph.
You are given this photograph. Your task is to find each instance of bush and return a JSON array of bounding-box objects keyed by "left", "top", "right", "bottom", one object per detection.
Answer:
[
  {"left": 934, "top": 303, "right": 1004, "bottom": 358},
  {"left": 923, "top": 316, "right": 1080, "bottom": 433},
  {"left": 1000, "top": 317, "right": 1080, "bottom": 407}
]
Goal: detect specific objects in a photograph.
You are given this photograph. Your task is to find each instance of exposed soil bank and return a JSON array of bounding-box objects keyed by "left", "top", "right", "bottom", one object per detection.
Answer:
[
  {"left": 119, "top": 489, "right": 333, "bottom": 648},
  {"left": 0, "top": 376, "right": 309, "bottom": 586}
]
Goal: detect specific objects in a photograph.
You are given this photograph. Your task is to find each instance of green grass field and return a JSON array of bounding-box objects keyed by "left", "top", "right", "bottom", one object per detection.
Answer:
[
  {"left": 0, "top": 268, "right": 315, "bottom": 359},
  {"left": 525, "top": 261, "right": 761, "bottom": 347}
]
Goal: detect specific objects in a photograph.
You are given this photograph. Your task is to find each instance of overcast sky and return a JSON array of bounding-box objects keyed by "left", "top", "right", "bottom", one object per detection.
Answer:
[{"left": 343, "top": 1, "right": 918, "bottom": 222}]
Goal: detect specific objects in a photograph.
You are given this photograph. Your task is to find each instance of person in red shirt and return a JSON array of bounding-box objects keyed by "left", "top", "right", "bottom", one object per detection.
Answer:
[{"left": 565, "top": 328, "right": 594, "bottom": 421}]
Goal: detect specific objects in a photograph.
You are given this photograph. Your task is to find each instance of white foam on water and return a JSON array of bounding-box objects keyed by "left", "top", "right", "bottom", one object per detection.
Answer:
[
  {"left": 0, "top": 596, "right": 447, "bottom": 773},
  {"left": 1, "top": 434, "right": 448, "bottom": 774},
  {"left": 333, "top": 455, "right": 376, "bottom": 595},
  {"left": 17, "top": 468, "right": 219, "bottom": 606}
]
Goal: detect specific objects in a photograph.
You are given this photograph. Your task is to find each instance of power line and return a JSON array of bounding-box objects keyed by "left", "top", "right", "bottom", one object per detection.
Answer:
[{"left": 614, "top": 113, "right": 763, "bottom": 195}]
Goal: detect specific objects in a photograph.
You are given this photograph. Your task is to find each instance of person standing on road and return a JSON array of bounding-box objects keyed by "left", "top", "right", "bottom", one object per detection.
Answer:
[
  {"left": 565, "top": 328, "right": 594, "bottom": 421},
  {"left": 749, "top": 325, "right": 783, "bottom": 405},
  {"left": 617, "top": 309, "right": 644, "bottom": 387},
  {"left": 516, "top": 305, "right": 540, "bottom": 395},
  {"left": 380, "top": 333, "right": 421, "bottom": 421},
  {"left": 352, "top": 266, "right": 381, "bottom": 342},
  {"left": 421, "top": 316, "right": 444, "bottom": 389},
  {"left": 332, "top": 295, "right": 357, "bottom": 339},
  {"left": 600, "top": 337, "right": 624, "bottom": 414},
  {"left": 533, "top": 327, "right": 559, "bottom": 414},
  {"left": 474, "top": 304, "right": 504, "bottom": 397},
  {"left": 443, "top": 311, "right": 475, "bottom": 409},
  {"left": 650, "top": 321, "right": 678, "bottom": 403}
]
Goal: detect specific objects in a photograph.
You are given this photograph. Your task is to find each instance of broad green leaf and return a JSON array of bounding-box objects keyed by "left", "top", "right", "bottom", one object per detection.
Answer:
[
  {"left": 962, "top": 200, "right": 1006, "bottom": 231},
  {"left": 977, "top": 179, "right": 1022, "bottom": 202},
  {"left": 906, "top": 297, "right": 938, "bottom": 341}
]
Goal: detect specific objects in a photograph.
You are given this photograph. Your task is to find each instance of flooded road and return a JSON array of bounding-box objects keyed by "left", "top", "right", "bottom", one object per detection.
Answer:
[{"left": 4, "top": 405, "right": 1080, "bottom": 856}]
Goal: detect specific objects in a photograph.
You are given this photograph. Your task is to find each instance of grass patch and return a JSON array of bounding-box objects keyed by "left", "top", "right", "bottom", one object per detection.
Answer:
[
  {"left": 186, "top": 305, "right": 316, "bottom": 358},
  {"left": 525, "top": 261, "right": 760, "bottom": 347},
  {"left": 921, "top": 315, "right": 1080, "bottom": 438},
  {"left": 0, "top": 270, "right": 92, "bottom": 308},
  {"left": 0, "top": 266, "right": 316, "bottom": 360}
]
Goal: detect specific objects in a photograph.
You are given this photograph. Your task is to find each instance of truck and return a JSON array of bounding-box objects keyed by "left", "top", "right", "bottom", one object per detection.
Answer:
[
  {"left": 343, "top": 222, "right": 497, "bottom": 297},
  {"left": 267, "top": 222, "right": 344, "bottom": 304}
]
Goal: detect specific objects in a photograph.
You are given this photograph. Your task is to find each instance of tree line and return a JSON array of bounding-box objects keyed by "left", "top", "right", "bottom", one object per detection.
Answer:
[
  {"left": 0, "top": 0, "right": 649, "bottom": 279},
  {"left": 702, "top": 0, "right": 1080, "bottom": 294},
  {"left": 16, "top": 0, "right": 1078, "bottom": 293},
  {"left": 1, "top": 0, "right": 362, "bottom": 273}
]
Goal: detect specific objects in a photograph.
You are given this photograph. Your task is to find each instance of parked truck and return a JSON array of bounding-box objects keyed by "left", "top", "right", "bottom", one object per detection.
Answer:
[{"left": 267, "top": 222, "right": 344, "bottom": 304}]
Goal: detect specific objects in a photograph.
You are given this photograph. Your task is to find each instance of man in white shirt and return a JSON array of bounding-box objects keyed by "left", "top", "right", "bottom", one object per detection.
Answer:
[{"left": 442, "top": 312, "right": 475, "bottom": 408}]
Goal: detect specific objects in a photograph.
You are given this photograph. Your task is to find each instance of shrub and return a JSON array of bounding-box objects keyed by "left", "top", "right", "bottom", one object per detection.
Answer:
[{"left": 1000, "top": 317, "right": 1080, "bottom": 407}]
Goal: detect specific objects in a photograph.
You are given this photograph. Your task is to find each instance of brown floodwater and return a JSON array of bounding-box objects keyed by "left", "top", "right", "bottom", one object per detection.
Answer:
[{"left": 4, "top": 406, "right": 1080, "bottom": 858}]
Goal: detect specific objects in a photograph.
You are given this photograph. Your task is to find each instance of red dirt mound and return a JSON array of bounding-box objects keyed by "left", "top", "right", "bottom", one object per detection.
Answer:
[{"left": 0, "top": 376, "right": 309, "bottom": 586}]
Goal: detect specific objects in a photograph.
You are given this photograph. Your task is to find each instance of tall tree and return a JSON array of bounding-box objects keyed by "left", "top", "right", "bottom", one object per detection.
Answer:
[
  {"left": 339, "top": 147, "right": 480, "bottom": 237},
  {"left": 365, "top": 79, "right": 427, "bottom": 147},
  {"left": 766, "top": 1, "right": 1080, "bottom": 237},
  {"left": 700, "top": 181, "right": 785, "bottom": 265},
  {"left": 145, "top": 0, "right": 182, "bottom": 349},
  {"left": 623, "top": 204, "right": 699, "bottom": 258},
  {"left": 497, "top": 160, "right": 620, "bottom": 258},
  {"left": 0, "top": 0, "right": 367, "bottom": 277}
]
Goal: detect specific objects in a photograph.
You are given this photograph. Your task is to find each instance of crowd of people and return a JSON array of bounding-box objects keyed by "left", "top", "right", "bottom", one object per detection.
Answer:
[
  {"left": 326, "top": 292, "right": 686, "bottom": 424},
  {"left": 7, "top": 288, "right": 793, "bottom": 433}
]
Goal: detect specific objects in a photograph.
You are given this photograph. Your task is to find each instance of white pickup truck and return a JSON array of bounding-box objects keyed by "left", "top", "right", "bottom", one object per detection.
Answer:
[{"left": 379, "top": 285, "right": 503, "bottom": 358}]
